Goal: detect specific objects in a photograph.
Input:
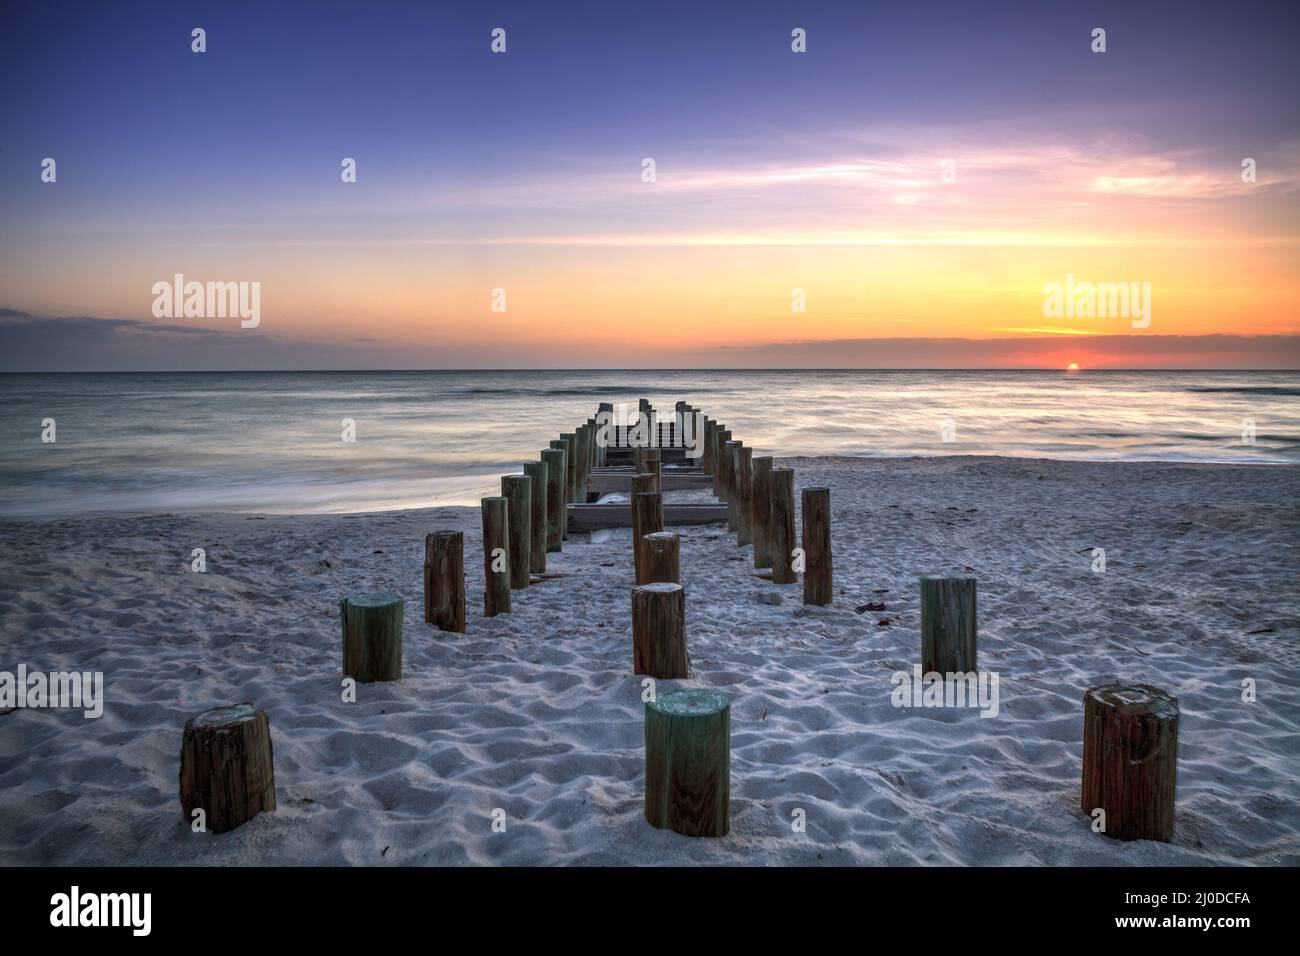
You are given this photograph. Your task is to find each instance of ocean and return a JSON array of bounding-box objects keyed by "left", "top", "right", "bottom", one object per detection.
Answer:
[{"left": 1, "top": 369, "right": 1296, "bottom": 516}]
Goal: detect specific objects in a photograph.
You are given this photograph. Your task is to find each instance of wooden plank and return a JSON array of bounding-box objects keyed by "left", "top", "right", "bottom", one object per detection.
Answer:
[
  {"left": 567, "top": 502, "right": 728, "bottom": 532},
  {"left": 591, "top": 464, "right": 704, "bottom": 475},
  {"left": 604, "top": 446, "right": 692, "bottom": 463},
  {"left": 587, "top": 471, "right": 714, "bottom": 493}
]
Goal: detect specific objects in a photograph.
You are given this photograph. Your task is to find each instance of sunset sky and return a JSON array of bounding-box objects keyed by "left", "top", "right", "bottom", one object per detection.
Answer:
[{"left": 1, "top": 0, "right": 1297, "bottom": 369}]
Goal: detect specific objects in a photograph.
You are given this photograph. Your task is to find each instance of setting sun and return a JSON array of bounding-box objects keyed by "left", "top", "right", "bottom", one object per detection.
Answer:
[{"left": 1067, "top": 363, "right": 1080, "bottom": 372}]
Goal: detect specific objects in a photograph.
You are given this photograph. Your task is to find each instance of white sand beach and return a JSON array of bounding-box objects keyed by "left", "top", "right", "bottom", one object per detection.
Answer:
[{"left": 1, "top": 455, "right": 1297, "bottom": 866}]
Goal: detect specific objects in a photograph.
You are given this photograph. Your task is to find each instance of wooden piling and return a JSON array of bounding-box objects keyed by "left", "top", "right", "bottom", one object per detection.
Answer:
[
  {"left": 1082, "top": 684, "right": 1179, "bottom": 842},
  {"left": 920, "top": 576, "right": 976, "bottom": 672},
  {"left": 801, "top": 488, "right": 831, "bottom": 605},
  {"left": 769, "top": 467, "right": 797, "bottom": 584},
  {"left": 340, "top": 592, "right": 403, "bottom": 682},
  {"left": 597, "top": 403, "right": 614, "bottom": 466},
  {"left": 584, "top": 420, "right": 598, "bottom": 495},
  {"left": 481, "top": 496, "right": 511, "bottom": 616},
  {"left": 642, "top": 531, "right": 680, "bottom": 584},
  {"left": 588, "top": 414, "right": 600, "bottom": 468},
  {"left": 732, "top": 444, "right": 752, "bottom": 545},
  {"left": 632, "top": 490, "right": 665, "bottom": 582},
  {"left": 179, "top": 703, "right": 276, "bottom": 835},
  {"left": 644, "top": 689, "right": 729, "bottom": 837},
  {"left": 423, "top": 531, "right": 466, "bottom": 632},
  {"left": 523, "top": 461, "right": 548, "bottom": 575},
  {"left": 500, "top": 475, "right": 531, "bottom": 590},
  {"left": 541, "top": 448, "right": 566, "bottom": 552},
  {"left": 702, "top": 418, "right": 715, "bottom": 476},
  {"left": 646, "top": 453, "right": 662, "bottom": 495},
  {"left": 632, "top": 582, "right": 687, "bottom": 679},
  {"left": 709, "top": 424, "right": 723, "bottom": 491},
  {"left": 723, "top": 441, "right": 741, "bottom": 530},
  {"left": 715, "top": 429, "right": 732, "bottom": 500},
  {"left": 751, "top": 456, "right": 773, "bottom": 569},
  {"left": 682, "top": 407, "right": 702, "bottom": 462},
  {"left": 573, "top": 426, "right": 590, "bottom": 503},
  {"left": 548, "top": 439, "right": 571, "bottom": 538},
  {"left": 560, "top": 432, "right": 577, "bottom": 503}
]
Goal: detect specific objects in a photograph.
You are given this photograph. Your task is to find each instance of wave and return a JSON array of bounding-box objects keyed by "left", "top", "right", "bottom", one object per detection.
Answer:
[
  {"left": 461, "top": 385, "right": 707, "bottom": 398},
  {"left": 1186, "top": 386, "right": 1300, "bottom": 397}
]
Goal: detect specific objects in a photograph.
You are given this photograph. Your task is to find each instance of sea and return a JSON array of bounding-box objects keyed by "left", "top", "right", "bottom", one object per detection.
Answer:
[{"left": 1, "top": 369, "right": 1296, "bottom": 516}]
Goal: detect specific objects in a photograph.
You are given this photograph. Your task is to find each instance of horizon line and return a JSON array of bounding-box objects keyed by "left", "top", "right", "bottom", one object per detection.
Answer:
[{"left": 3, "top": 367, "right": 1297, "bottom": 375}]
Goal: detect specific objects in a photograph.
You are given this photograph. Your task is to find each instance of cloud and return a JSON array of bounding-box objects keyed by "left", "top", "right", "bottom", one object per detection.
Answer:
[
  {"left": 0, "top": 312, "right": 393, "bottom": 372},
  {"left": 681, "top": 334, "right": 1300, "bottom": 370},
  {"left": 3, "top": 311, "right": 1296, "bottom": 370}
]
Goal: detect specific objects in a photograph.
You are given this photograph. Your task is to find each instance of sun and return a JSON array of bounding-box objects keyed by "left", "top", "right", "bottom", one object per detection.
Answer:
[{"left": 1066, "top": 362, "right": 1080, "bottom": 372}]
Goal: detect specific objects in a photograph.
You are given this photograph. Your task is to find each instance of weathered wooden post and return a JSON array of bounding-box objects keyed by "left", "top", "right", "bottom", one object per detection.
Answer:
[
  {"left": 523, "top": 461, "right": 548, "bottom": 575},
  {"left": 424, "top": 531, "right": 466, "bottom": 632},
  {"left": 632, "top": 582, "right": 687, "bottom": 678},
  {"left": 642, "top": 531, "right": 680, "bottom": 584},
  {"left": 584, "top": 420, "right": 597, "bottom": 495},
  {"left": 584, "top": 421, "right": 596, "bottom": 494},
  {"left": 723, "top": 440, "right": 741, "bottom": 530},
  {"left": 630, "top": 474, "right": 653, "bottom": 580},
  {"left": 644, "top": 689, "right": 729, "bottom": 837},
  {"left": 179, "top": 702, "right": 276, "bottom": 834},
  {"left": 597, "top": 402, "right": 614, "bottom": 467},
  {"left": 572, "top": 425, "right": 585, "bottom": 502},
  {"left": 340, "top": 592, "right": 403, "bottom": 682},
  {"left": 560, "top": 432, "right": 577, "bottom": 502},
  {"left": 751, "top": 456, "right": 773, "bottom": 568},
  {"left": 500, "top": 475, "right": 531, "bottom": 589},
  {"left": 733, "top": 445, "right": 753, "bottom": 545},
  {"left": 548, "top": 439, "right": 571, "bottom": 539},
  {"left": 541, "top": 448, "right": 566, "bottom": 552},
  {"left": 646, "top": 453, "right": 662, "bottom": 495},
  {"left": 1082, "top": 684, "right": 1179, "bottom": 842},
  {"left": 572, "top": 426, "right": 589, "bottom": 503},
  {"left": 920, "top": 576, "right": 976, "bottom": 672},
  {"left": 801, "top": 488, "right": 831, "bottom": 605},
  {"left": 702, "top": 418, "right": 715, "bottom": 476},
  {"left": 631, "top": 471, "right": 657, "bottom": 499},
  {"left": 769, "top": 467, "right": 797, "bottom": 584},
  {"left": 710, "top": 424, "right": 724, "bottom": 491},
  {"left": 716, "top": 429, "right": 732, "bottom": 500},
  {"left": 632, "top": 490, "right": 665, "bottom": 582},
  {"left": 481, "top": 496, "right": 511, "bottom": 615}
]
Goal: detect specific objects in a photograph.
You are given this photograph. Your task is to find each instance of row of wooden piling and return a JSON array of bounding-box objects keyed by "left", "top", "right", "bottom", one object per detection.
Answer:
[
  {"left": 175, "top": 395, "right": 1179, "bottom": 846},
  {"left": 698, "top": 410, "right": 832, "bottom": 603},
  {"left": 421, "top": 409, "right": 607, "bottom": 629},
  {"left": 632, "top": 403, "right": 1178, "bottom": 843}
]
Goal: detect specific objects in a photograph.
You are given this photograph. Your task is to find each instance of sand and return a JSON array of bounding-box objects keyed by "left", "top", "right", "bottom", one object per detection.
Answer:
[{"left": 1, "top": 455, "right": 1297, "bottom": 866}]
